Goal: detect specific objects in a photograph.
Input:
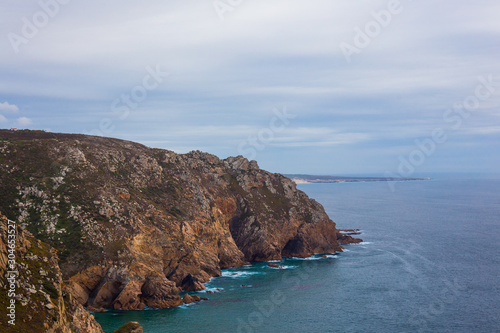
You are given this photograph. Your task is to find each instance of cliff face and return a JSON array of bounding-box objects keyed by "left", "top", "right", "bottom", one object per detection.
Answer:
[
  {"left": 0, "top": 212, "right": 103, "bottom": 333},
  {"left": 0, "top": 130, "right": 360, "bottom": 311}
]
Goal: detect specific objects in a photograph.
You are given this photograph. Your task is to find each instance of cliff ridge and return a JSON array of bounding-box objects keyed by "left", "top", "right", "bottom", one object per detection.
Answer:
[{"left": 0, "top": 130, "right": 361, "bottom": 311}]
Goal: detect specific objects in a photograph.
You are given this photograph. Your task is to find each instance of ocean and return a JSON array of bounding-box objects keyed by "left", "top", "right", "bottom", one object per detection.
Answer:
[{"left": 95, "top": 178, "right": 500, "bottom": 332}]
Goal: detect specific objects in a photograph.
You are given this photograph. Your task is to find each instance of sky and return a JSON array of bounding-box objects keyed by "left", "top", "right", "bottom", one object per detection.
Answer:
[{"left": 0, "top": 0, "right": 499, "bottom": 176}]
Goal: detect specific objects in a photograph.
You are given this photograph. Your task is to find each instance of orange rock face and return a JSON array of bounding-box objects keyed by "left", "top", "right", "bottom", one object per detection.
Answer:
[{"left": 0, "top": 130, "right": 361, "bottom": 310}]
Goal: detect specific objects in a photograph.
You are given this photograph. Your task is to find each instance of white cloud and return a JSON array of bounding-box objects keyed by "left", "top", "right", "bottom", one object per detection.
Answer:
[
  {"left": 269, "top": 128, "right": 370, "bottom": 147},
  {"left": 463, "top": 126, "right": 500, "bottom": 135},
  {"left": 134, "top": 124, "right": 369, "bottom": 148},
  {"left": 2, "top": 0, "right": 498, "bottom": 102},
  {"left": 0, "top": 115, "right": 8, "bottom": 123},
  {"left": 0, "top": 1, "right": 498, "bottom": 173},
  {"left": 0, "top": 101, "right": 19, "bottom": 113},
  {"left": 17, "top": 117, "right": 32, "bottom": 126}
]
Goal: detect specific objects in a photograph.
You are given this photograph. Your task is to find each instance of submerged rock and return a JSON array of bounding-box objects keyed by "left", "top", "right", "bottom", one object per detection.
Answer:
[
  {"left": 183, "top": 293, "right": 202, "bottom": 304},
  {"left": 113, "top": 321, "right": 143, "bottom": 333}
]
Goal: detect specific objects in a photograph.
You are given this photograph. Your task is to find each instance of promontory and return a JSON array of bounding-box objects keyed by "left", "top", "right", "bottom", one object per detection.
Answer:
[{"left": 0, "top": 129, "right": 360, "bottom": 315}]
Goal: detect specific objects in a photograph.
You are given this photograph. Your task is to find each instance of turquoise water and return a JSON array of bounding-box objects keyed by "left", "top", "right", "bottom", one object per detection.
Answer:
[{"left": 95, "top": 178, "right": 500, "bottom": 332}]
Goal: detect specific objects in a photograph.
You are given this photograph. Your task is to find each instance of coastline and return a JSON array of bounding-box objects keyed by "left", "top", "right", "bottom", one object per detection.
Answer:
[{"left": 286, "top": 174, "right": 430, "bottom": 184}]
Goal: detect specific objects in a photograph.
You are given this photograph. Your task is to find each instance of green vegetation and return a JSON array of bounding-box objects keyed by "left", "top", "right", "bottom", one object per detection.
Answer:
[
  {"left": 223, "top": 174, "right": 245, "bottom": 196},
  {"left": 0, "top": 224, "right": 62, "bottom": 332},
  {"left": 42, "top": 280, "right": 59, "bottom": 300},
  {"left": 168, "top": 206, "right": 185, "bottom": 218},
  {"left": 302, "top": 210, "right": 313, "bottom": 224}
]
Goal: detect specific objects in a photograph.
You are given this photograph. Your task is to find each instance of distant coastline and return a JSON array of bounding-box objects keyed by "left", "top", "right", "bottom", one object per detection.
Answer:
[{"left": 285, "top": 174, "right": 430, "bottom": 184}]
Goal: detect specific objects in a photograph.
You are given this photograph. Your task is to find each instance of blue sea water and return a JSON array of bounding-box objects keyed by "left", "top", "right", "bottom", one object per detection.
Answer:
[{"left": 95, "top": 178, "right": 500, "bottom": 332}]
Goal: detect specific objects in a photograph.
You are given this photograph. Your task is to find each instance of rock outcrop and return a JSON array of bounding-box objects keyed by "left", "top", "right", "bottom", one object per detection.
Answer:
[
  {"left": 0, "top": 212, "right": 103, "bottom": 333},
  {"left": 182, "top": 293, "right": 204, "bottom": 304},
  {"left": 113, "top": 321, "right": 143, "bottom": 333},
  {"left": 181, "top": 273, "right": 205, "bottom": 292},
  {"left": 0, "top": 130, "right": 361, "bottom": 311}
]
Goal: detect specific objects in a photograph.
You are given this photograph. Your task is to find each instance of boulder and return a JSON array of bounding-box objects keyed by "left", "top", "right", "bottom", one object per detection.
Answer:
[
  {"left": 113, "top": 321, "right": 143, "bottom": 333},
  {"left": 183, "top": 293, "right": 202, "bottom": 304},
  {"left": 87, "top": 306, "right": 107, "bottom": 313},
  {"left": 141, "top": 276, "right": 182, "bottom": 308}
]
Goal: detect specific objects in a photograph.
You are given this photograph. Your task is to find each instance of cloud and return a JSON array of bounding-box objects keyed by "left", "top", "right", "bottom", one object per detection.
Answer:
[
  {"left": 463, "top": 126, "right": 500, "bottom": 135},
  {"left": 0, "top": 1, "right": 498, "bottom": 173},
  {"left": 0, "top": 115, "right": 7, "bottom": 123},
  {"left": 0, "top": 101, "right": 19, "bottom": 113},
  {"left": 17, "top": 117, "right": 32, "bottom": 126}
]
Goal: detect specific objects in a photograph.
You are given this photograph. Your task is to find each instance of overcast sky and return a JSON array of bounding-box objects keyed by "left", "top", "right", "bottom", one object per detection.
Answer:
[{"left": 1, "top": 0, "right": 499, "bottom": 176}]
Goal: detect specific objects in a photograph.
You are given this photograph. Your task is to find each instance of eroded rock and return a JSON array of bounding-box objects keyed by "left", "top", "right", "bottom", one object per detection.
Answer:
[
  {"left": 181, "top": 274, "right": 205, "bottom": 292},
  {"left": 0, "top": 130, "right": 362, "bottom": 311}
]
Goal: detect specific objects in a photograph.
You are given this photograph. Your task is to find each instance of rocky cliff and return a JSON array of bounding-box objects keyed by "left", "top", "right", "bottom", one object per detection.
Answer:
[
  {"left": 0, "top": 212, "right": 103, "bottom": 332},
  {"left": 0, "top": 130, "right": 360, "bottom": 311}
]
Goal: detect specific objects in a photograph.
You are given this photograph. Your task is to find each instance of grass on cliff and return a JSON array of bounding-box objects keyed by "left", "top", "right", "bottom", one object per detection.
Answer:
[
  {"left": 0, "top": 232, "right": 61, "bottom": 333},
  {"left": 0, "top": 138, "right": 105, "bottom": 273}
]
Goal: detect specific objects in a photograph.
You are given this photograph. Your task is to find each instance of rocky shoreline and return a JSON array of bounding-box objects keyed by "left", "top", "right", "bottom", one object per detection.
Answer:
[{"left": 0, "top": 130, "right": 361, "bottom": 330}]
